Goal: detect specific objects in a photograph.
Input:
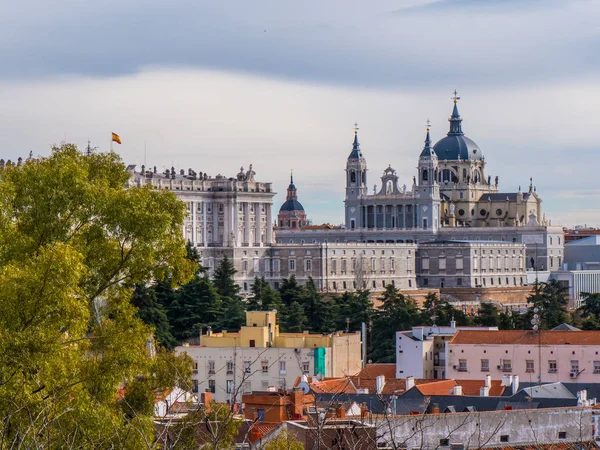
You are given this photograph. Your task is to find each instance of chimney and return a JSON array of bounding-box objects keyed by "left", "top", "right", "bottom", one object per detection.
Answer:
[
  {"left": 480, "top": 386, "right": 490, "bottom": 397},
  {"left": 336, "top": 407, "right": 346, "bottom": 419},
  {"left": 452, "top": 385, "right": 463, "bottom": 396},
  {"left": 406, "top": 376, "right": 415, "bottom": 390},
  {"left": 376, "top": 375, "right": 385, "bottom": 395},
  {"left": 485, "top": 375, "right": 491, "bottom": 388},
  {"left": 431, "top": 403, "right": 440, "bottom": 414},
  {"left": 289, "top": 389, "right": 303, "bottom": 418},
  {"left": 201, "top": 391, "right": 212, "bottom": 412},
  {"left": 511, "top": 375, "right": 519, "bottom": 395},
  {"left": 501, "top": 375, "right": 512, "bottom": 387}
]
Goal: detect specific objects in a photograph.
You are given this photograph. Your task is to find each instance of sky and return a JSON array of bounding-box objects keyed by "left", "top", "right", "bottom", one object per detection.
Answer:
[{"left": 1, "top": 0, "right": 599, "bottom": 227}]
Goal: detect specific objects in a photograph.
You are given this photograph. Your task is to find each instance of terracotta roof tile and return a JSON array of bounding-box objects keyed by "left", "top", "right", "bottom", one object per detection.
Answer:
[
  {"left": 486, "top": 443, "right": 599, "bottom": 450},
  {"left": 455, "top": 379, "right": 505, "bottom": 396},
  {"left": 451, "top": 330, "right": 600, "bottom": 346},
  {"left": 355, "top": 364, "right": 396, "bottom": 379},
  {"left": 415, "top": 380, "right": 458, "bottom": 396}
]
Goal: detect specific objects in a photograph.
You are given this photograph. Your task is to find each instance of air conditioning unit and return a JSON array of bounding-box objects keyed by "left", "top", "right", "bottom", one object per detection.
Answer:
[
  {"left": 497, "top": 365, "right": 502, "bottom": 369},
  {"left": 570, "top": 371, "right": 578, "bottom": 378}
]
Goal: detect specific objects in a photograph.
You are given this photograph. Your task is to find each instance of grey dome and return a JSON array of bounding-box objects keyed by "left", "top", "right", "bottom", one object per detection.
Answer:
[
  {"left": 433, "top": 101, "right": 483, "bottom": 161},
  {"left": 279, "top": 199, "right": 304, "bottom": 212},
  {"left": 433, "top": 135, "right": 482, "bottom": 161}
]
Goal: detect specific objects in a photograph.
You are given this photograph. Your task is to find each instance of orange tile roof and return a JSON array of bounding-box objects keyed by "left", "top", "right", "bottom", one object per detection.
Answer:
[
  {"left": 486, "top": 443, "right": 599, "bottom": 450},
  {"left": 455, "top": 379, "right": 505, "bottom": 397},
  {"left": 450, "top": 330, "right": 600, "bottom": 346},
  {"left": 355, "top": 364, "right": 396, "bottom": 379},
  {"left": 415, "top": 380, "right": 457, "bottom": 396}
]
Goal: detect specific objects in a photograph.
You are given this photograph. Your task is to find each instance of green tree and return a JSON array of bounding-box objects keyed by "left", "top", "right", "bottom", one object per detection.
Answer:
[
  {"left": 0, "top": 145, "right": 195, "bottom": 448},
  {"left": 475, "top": 303, "right": 500, "bottom": 327},
  {"left": 335, "top": 289, "right": 374, "bottom": 332},
  {"left": 248, "top": 276, "right": 282, "bottom": 312},
  {"left": 132, "top": 282, "right": 178, "bottom": 349},
  {"left": 279, "top": 275, "right": 306, "bottom": 306},
  {"left": 579, "top": 292, "right": 600, "bottom": 320},
  {"left": 369, "top": 284, "right": 420, "bottom": 363},
  {"left": 169, "top": 275, "right": 223, "bottom": 340},
  {"left": 264, "top": 430, "right": 304, "bottom": 450},
  {"left": 281, "top": 301, "right": 308, "bottom": 332},
  {"left": 528, "top": 279, "right": 570, "bottom": 329},
  {"left": 213, "top": 256, "right": 240, "bottom": 299}
]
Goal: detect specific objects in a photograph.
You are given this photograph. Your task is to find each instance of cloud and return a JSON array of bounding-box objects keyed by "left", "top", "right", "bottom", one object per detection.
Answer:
[
  {"left": 1, "top": 67, "right": 600, "bottom": 227},
  {"left": 1, "top": 0, "right": 600, "bottom": 90}
]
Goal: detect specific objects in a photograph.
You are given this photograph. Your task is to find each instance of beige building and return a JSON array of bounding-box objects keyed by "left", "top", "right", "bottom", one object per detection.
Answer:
[{"left": 176, "top": 311, "right": 362, "bottom": 403}]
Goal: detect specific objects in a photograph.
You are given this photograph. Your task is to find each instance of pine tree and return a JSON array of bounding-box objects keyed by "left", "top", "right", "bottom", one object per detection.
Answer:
[
  {"left": 131, "top": 283, "right": 177, "bottom": 349},
  {"left": 281, "top": 301, "right": 308, "bottom": 333},
  {"left": 213, "top": 256, "right": 240, "bottom": 299}
]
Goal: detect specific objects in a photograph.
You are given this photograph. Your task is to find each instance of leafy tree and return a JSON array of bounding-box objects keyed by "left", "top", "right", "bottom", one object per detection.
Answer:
[
  {"left": 579, "top": 292, "right": 600, "bottom": 321},
  {"left": 264, "top": 430, "right": 304, "bottom": 450},
  {"left": 170, "top": 275, "right": 223, "bottom": 340},
  {"left": 279, "top": 275, "right": 306, "bottom": 307},
  {"left": 248, "top": 276, "right": 282, "bottom": 312},
  {"left": 281, "top": 301, "right": 308, "bottom": 332},
  {"left": 0, "top": 145, "right": 195, "bottom": 448},
  {"left": 132, "top": 282, "right": 177, "bottom": 349},
  {"left": 528, "top": 279, "right": 570, "bottom": 329},
  {"left": 369, "top": 284, "right": 420, "bottom": 363},
  {"left": 213, "top": 256, "right": 240, "bottom": 299},
  {"left": 335, "top": 289, "right": 374, "bottom": 332},
  {"left": 475, "top": 303, "right": 500, "bottom": 327}
]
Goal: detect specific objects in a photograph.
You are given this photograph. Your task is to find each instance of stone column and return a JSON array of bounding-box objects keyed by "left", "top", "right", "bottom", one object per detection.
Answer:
[
  {"left": 233, "top": 198, "right": 239, "bottom": 247},
  {"left": 192, "top": 201, "right": 197, "bottom": 245},
  {"left": 202, "top": 202, "right": 207, "bottom": 247},
  {"left": 213, "top": 201, "right": 218, "bottom": 244},
  {"left": 223, "top": 199, "right": 229, "bottom": 246},
  {"left": 254, "top": 202, "right": 262, "bottom": 246},
  {"left": 244, "top": 202, "right": 251, "bottom": 245},
  {"left": 266, "top": 203, "right": 273, "bottom": 244}
]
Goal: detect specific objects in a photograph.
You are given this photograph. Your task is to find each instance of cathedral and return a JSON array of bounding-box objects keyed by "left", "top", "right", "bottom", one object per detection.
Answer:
[{"left": 344, "top": 95, "right": 543, "bottom": 232}]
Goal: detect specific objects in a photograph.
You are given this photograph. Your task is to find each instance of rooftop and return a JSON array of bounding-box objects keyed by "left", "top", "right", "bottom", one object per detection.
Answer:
[{"left": 450, "top": 330, "right": 600, "bottom": 346}]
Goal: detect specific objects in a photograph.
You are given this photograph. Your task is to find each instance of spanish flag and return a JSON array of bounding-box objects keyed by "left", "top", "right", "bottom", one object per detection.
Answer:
[{"left": 111, "top": 132, "right": 122, "bottom": 144}]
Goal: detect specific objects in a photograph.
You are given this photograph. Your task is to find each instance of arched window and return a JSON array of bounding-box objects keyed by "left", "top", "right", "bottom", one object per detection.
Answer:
[
  {"left": 463, "top": 168, "right": 467, "bottom": 179},
  {"left": 350, "top": 171, "right": 356, "bottom": 183},
  {"left": 362, "top": 172, "right": 365, "bottom": 183},
  {"left": 438, "top": 169, "right": 452, "bottom": 183},
  {"left": 472, "top": 170, "right": 481, "bottom": 183},
  {"left": 422, "top": 170, "right": 428, "bottom": 181}
]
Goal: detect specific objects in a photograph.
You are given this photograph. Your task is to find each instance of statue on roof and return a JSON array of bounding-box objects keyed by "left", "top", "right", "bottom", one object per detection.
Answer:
[{"left": 245, "top": 164, "right": 255, "bottom": 181}]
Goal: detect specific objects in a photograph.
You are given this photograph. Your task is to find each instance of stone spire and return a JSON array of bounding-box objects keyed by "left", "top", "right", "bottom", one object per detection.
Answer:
[
  {"left": 348, "top": 123, "right": 363, "bottom": 159},
  {"left": 448, "top": 90, "right": 464, "bottom": 136},
  {"left": 420, "top": 121, "right": 435, "bottom": 158},
  {"left": 286, "top": 171, "right": 297, "bottom": 200}
]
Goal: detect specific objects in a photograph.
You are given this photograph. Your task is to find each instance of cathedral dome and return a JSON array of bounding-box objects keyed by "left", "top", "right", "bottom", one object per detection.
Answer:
[
  {"left": 433, "top": 100, "right": 483, "bottom": 161},
  {"left": 433, "top": 134, "right": 482, "bottom": 161},
  {"left": 279, "top": 198, "right": 305, "bottom": 212}
]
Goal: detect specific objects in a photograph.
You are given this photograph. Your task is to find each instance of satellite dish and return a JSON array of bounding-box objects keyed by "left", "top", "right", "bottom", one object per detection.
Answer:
[{"left": 297, "top": 381, "right": 310, "bottom": 395}]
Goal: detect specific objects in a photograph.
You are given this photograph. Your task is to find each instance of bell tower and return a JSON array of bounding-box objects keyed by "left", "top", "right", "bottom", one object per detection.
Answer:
[
  {"left": 345, "top": 124, "right": 368, "bottom": 230},
  {"left": 417, "top": 123, "right": 440, "bottom": 231}
]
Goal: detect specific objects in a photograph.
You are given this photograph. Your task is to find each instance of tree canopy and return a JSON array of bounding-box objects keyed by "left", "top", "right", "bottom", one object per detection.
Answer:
[{"left": 0, "top": 145, "right": 195, "bottom": 449}]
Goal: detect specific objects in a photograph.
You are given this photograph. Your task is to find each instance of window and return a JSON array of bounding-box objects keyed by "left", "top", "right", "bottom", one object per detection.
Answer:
[
  {"left": 457, "top": 278, "right": 462, "bottom": 286},
  {"left": 226, "top": 380, "right": 233, "bottom": 393},
  {"left": 254, "top": 258, "right": 260, "bottom": 272},
  {"left": 305, "top": 259, "right": 312, "bottom": 272},
  {"left": 244, "top": 381, "right": 252, "bottom": 393},
  {"left": 571, "top": 360, "right": 579, "bottom": 373},
  {"left": 208, "top": 360, "right": 215, "bottom": 375},
  {"left": 548, "top": 360, "right": 557, "bottom": 373},
  {"left": 391, "top": 258, "right": 395, "bottom": 271},
  {"left": 456, "top": 256, "right": 463, "bottom": 270},
  {"left": 526, "top": 360, "right": 535, "bottom": 373},
  {"left": 594, "top": 361, "right": 600, "bottom": 374},
  {"left": 422, "top": 258, "right": 430, "bottom": 270},
  {"left": 244, "top": 360, "right": 251, "bottom": 374},
  {"left": 192, "top": 379, "right": 198, "bottom": 393},
  {"left": 262, "top": 360, "right": 269, "bottom": 374},
  {"left": 481, "top": 359, "right": 489, "bottom": 372},
  {"left": 273, "top": 259, "right": 280, "bottom": 272},
  {"left": 289, "top": 259, "right": 296, "bottom": 271},
  {"left": 279, "top": 361, "right": 286, "bottom": 375},
  {"left": 439, "top": 438, "right": 450, "bottom": 447},
  {"left": 332, "top": 259, "right": 337, "bottom": 273},
  {"left": 502, "top": 359, "right": 512, "bottom": 372},
  {"left": 372, "top": 280, "right": 376, "bottom": 289},
  {"left": 242, "top": 260, "right": 248, "bottom": 272},
  {"left": 439, "top": 257, "right": 446, "bottom": 270},
  {"left": 249, "top": 339, "right": 256, "bottom": 348},
  {"left": 458, "top": 359, "right": 467, "bottom": 372},
  {"left": 302, "top": 362, "right": 310, "bottom": 374},
  {"left": 226, "top": 361, "right": 234, "bottom": 375},
  {"left": 422, "top": 278, "right": 428, "bottom": 286},
  {"left": 500, "top": 435, "right": 509, "bottom": 443},
  {"left": 558, "top": 431, "right": 567, "bottom": 440},
  {"left": 208, "top": 379, "right": 215, "bottom": 393}
]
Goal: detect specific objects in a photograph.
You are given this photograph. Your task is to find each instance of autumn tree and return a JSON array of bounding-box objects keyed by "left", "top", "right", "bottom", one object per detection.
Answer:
[{"left": 0, "top": 144, "right": 195, "bottom": 449}]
